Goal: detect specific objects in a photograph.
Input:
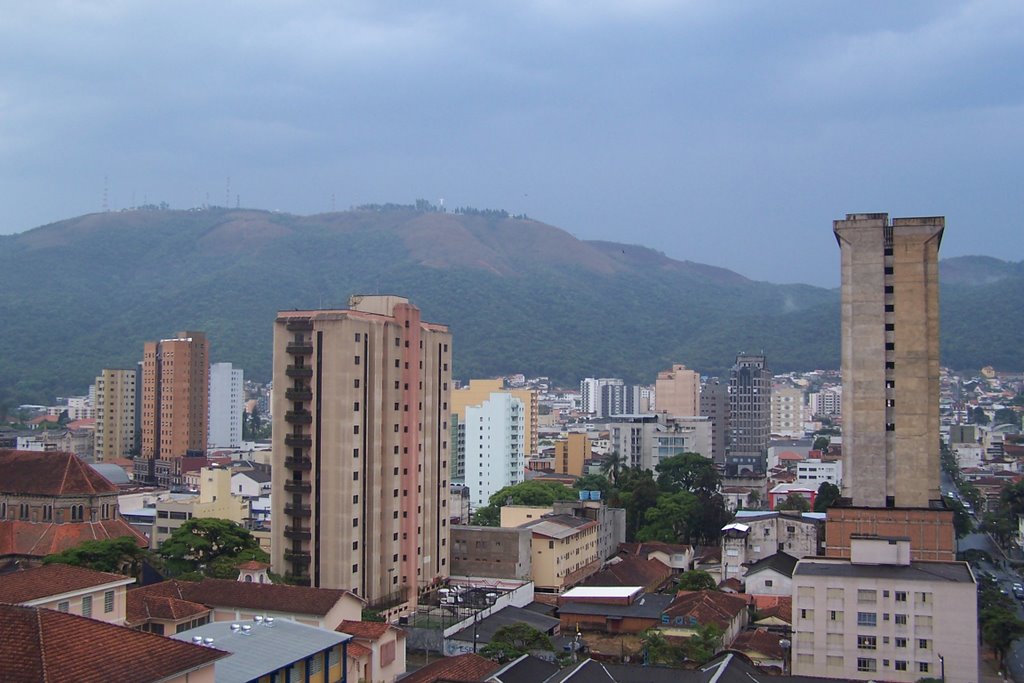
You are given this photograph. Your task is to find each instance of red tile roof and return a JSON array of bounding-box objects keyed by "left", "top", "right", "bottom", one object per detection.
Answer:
[
  {"left": 0, "top": 450, "right": 118, "bottom": 495},
  {"left": 584, "top": 556, "right": 673, "bottom": 591},
  {"left": 399, "top": 653, "right": 500, "bottom": 683},
  {"left": 346, "top": 641, "right": 373, "bottom": 659},
  {"left": 0, "top": 603, "right": 226, "bottom": 683},
  {"left": 731, "top": 627, "right": 787, "bottom": 659},
  {"left": 128, "top": 578, "right": 363, "bottom": 620},
  {"left": 664, "top": 590, "right": 748, "bottom": 630},
  {"left": 236, "top": 560, "right": 270, "bottom": 571},
  {"left": 0, "top": 564, "right": 131, "bottom": 604},
  {"left": 0, "top": 522, "right": 148, "bottom": 558},
  {"left": 752, "top": 595, "right": 792, "bottom": 624},
  {"left": 337, "top": 619, "right": 400, "bottom": 640}
]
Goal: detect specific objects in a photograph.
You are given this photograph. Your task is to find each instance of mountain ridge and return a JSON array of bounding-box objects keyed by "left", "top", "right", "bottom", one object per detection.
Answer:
[{"left": 0, "top": 207, "right": 1020, "bottom": 407}]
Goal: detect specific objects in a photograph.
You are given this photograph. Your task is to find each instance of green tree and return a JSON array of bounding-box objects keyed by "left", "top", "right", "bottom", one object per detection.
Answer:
[
  {"left": 158, "top": 518, "right": 267, "bottom": 576},
  {"left": 972, "top": 406, "right": 990, "bottom": 425},
  {"left": 1000, "top": 480, "right": 1024, "bottom": 517},
  {"left": 981, "top": 511, "right": 1016, "bottom": 549},
  {"left": 599, "top": 451, "right": 627, "bottom": 484},
  {"left": 812, "top": 435, "right": 830, "bottom": 452},
  {"left": 683, "top": 622, "right": 723, "bottom": 663},
  {"left": 655, "top": 452, "right": 719, "bottom": 496},
  {"left": 636, "top": 491, "right": 699, "bottom": 543},
  {"left": 994, "top": 408, "right": 1020, "bottom": 428},
  {"left": 960, "top": 482, "right": 983, "bottom": 512},
  {"left": 573, "top": 474, "right": 611, "bottom": 498},
  {"left": 472, "top": 481, "right": 576, "bottom": 527},
  {"left": 944, "top": 496, "right": 974, "bottom": 537},
  {"left": 44, "top": 536, "right": 151, "bottom": 577},
  {"left": 981, "top": 606, "right": 1024, "bottom": 668},
  {"left": 479, "top": 623, "right": 553, "bottom": 663},
  {"left": 617, "top": 469, "right": 661, "bottom": 541},
  {"left": 640, "top": 628, "right": 682, "bottom": 666},
  {"left": 813, "top": 482, "right": 841, "bottom": 512},
  {"left": 776, "top": 492, "right": 811, "bottom": 512},
  {"left": 676, "top": 570, "right": 718, "bottom": 592}
]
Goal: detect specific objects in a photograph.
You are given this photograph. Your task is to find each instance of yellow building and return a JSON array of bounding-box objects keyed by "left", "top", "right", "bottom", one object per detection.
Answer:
[
  {"left": 0, "top": 563, "right": 135, "bottom": 625},
  {"left": 151, "top": 466, "right": 248, "bottom": 549},
  {"left": 554, "top": 432, "right": 591, "bottom": 476},
  {"left": 519, "top": 514, "right": 600, "bottom": 593},
  {"left": 93, "top": 368, "right": 138, "bottom": 461},
  {"left": 451, "top": 379, "right": 538, "bottom": 456}
]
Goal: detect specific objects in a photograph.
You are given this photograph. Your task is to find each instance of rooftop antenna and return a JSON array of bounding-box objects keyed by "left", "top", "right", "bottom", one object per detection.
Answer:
[
  {"left": 331, "top": 193, "right": 336, "bottom": 212},
  {"left": 236, "top": 194, "right": 240, "bottom": 209},
  {"left": 102, "top": 176, "right": 109, "bottom": 212},
  {"left": 226, "top": 177, "right": 231, "bottom": 208}
]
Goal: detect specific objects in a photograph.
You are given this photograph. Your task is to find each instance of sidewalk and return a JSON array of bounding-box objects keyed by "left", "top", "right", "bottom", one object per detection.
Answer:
[{"left": 981, "top": 646, "right": 1011, "bottom": 683}]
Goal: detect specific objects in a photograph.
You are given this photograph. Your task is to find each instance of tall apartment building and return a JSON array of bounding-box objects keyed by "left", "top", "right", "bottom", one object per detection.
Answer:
[
  {"left": 771, "top": 384, "right": 805, "bottom": 437},
  {"left": 581, "top": 378, "right": 640, "bottom": 418},
  {"left": 554, "top": 432, "right": 591, "bottom": 477},
  {"left": 271, "top": 296, "right": 451, "bottom": 614},
  {"left": 700, "top": 377, "right": 729, "bottom": 464},
  {"left": 809, "top": 386, "right": 842, "bottom": 417},
  {"left": 834, "top": 214, "right": 943, "bottom": 508},
  {"left": 449, "top": 378, "right": 538, "bottom": 474},
  {"left": 729, "top": 354, "right": 771, "bottom": 456},
  {"left": 463, "top": 392, "right": 525, "bottom": 510},
  {"left": 93, "top": 368, "right": 139, "bottom": 461},
  {"left": 654, "top": 364, "right": 700, "bottom": 417},
  {"left": 208, "top": 362, "right": 244, "bottom": 449},
  {"left": 137, "top": 331, "right": 209, "bottom": 484}
]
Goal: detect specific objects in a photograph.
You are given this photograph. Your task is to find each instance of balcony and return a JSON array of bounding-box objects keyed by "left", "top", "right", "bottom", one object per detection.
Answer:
[
  {"left": 287, "top": 341, "right": 314, "bottom": 355},
  {"left": 285, "top": 410, "right": 313, "bottom": 425},
  {"left": 284, "top": 457, "right": 312, "bottom": 471},
  {"left": 286, "top": 365, "right": 313, "bottom": 380},
  {"left": 285, "top": 388, "right": 312, "bottom": 402},
  {"left": 285, "top": 549, "right": 312, "bottom": 564},
  {"left": 284, "top": 434, "right": 312, "bottom": 448},
  {"left": 284, "top": 525, "right": 312, "bottom": 541},
  {"left": 286, "top": 573, "right": 311, "bottom": 587},
  {"left": 286, "top": 318, "right": 313, "bottom": 332},
  {"left": 284, "top": 502, "right": 312, "bottom": 518},
  {"left": 284, "top": 480, "right": 312, "bottom": 494}
]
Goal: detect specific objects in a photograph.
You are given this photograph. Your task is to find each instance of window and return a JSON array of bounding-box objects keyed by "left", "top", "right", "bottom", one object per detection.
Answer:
[
  {"left": 895, "top": 613, "right": 907, "bottom": 625},
  {"left": 895, "top": 637, "right": 907, "bottom": 648},
  {"left": 857, "top": 589, "right": 877, "bottom": 603},
  {"left": 104, "top": 590, "right": 114, "bottom": 613},
  {"left": 354, "top": 356, "right": 360, "bottom": 365},
  {"left": 856, "top": 658, "right": 877, "bottom": 672},
  {"left": 918, "top": 639, "right": 929, "bottom": 650},
  {"left": 919, "top": 662, "right": 930, "bottom": 673},
  {"left": 884, "top": 285, "right": 894, "bottom": 294},
  {"left": 800, "top": 608, "right": 813, "bottom": 620},
  {"left": 764, "top": 579, "right": 773, "bottom": 587},
  {"left": 884, "top": 266, "right": 894, "bottom": 275},
  {"left": 829, "top": 610, "right": 843, "bottom": 622},
  {"left": 353, "top": 402, "right": 360, "bottom": 411},
  {"left": 82, "top": 595, "right": 92, "bottom": 617},
  {"left": 352, "top": 563, "right": 358, "bottom": 573},
  {"left": 895, "top": 661, "right": 907, "bottom": 671},
  {"left": 857, "top": 635, "right": 876, "bottom": 650},
  {"left": 895, "top": 590, "right": 907, "bottom": 602},
  {"left": 857, "top": 612, "right": 877, "bottom": 627},
  {"left": 309, "top": 654, "right": 323, "bottom": 675},
  {"left": 885, "top": 342, "right": 895, "bottom": 351},
  {"left": 915, "top": 592, "right": 931, "bottom": 605},
  {"left": 885, "top": 304, "right": 895, "bottom": 312}
]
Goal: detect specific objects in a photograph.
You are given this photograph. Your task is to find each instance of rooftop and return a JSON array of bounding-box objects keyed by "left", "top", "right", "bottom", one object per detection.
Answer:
[
  {"left": 0, "top": 563, "right": 133, "bottom": 604},
  {"left": 171, "top": 618, "right": 350, "bottom": 683},
  {"left": 398, "top": 652, "right": 499, "bottom": 683},
  {"left": 0, "top": 450, "right": 118, "bottom": 496},
  {"left": 0, "top": 519, "right": 148, "bottom": 558},
  {"left": 794, "top": 559, "right": 975, "bottom": 583},
  {"left": 450, "top": 605, "right": 559, "bottom": 643},
  {"left": 0, "top": 603, "right": 226, "bottom": 682},
  {"left": 561, "top": 586, "right": 640, "bottom": 600},
  {"left": 744, "top": 551, "right": 799, "bottom": 579}
]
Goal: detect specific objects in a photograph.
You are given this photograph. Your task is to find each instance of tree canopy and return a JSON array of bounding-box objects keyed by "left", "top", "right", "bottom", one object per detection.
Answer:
[
  {"left": 472, "top": 481, "right": 576, "bottom": 526},
  {"left": 813, "top": 482, "right": 841, "bottom": 512},
  {"left": 158, "top": 518, "right": 267, "bottom": 577},
  {"left": 44, "top": 536, "right": 150, "bottom": 577},
  {"left": 479, "top": 623, "right": 553, "bottom": 663},
  {"left": 776, "top": 492, "right": 811, "bottom": 512}
]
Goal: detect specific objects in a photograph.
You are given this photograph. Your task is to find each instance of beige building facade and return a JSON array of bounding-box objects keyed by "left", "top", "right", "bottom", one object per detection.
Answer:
[
  {"left": 834, "top": 214, "right": 943, "bottom": 507},
  {"left": 450, "top": 379, "right": 538, "bottom": 456},
  {"left": 770, "top": 384, "right": 804, "bottom": 437},
  {"left": 93, "top": 368, "right": 137, "bottom": 461},
  {"left": 271, "top": 296, "right": 452, "bottom": 614},
  {"left": 150, "top": 466, "right": 248, "bottom": 549},
  {"left": 554, "top": 432, "right": 591, "bottom": 477},
  {"left": 791, "top": 537, "right": 976, "bottom": 682},
  {"left": 655, "top": 364, "right": 700, "bottom": 417}
]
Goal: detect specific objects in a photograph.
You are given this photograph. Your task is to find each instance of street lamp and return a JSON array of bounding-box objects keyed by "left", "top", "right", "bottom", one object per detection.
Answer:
[
  {"left": 939, "top": 653, "right": 945, "bottom": 682},
  {"left": 779, "top": 638, "right": 791, "bottom": 675},
  {"left": 472, "top": 592, "right": 498, "bottom": 653}
]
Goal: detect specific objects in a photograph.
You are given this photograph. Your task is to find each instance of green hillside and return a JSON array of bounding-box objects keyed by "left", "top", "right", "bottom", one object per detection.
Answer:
[{"left": 0, "top": 206, "right": 1019, "bottom": 408}]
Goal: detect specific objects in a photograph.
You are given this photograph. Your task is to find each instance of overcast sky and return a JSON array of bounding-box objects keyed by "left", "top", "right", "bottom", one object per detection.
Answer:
[{"left": 1, "top": 1, "right": 1021, "bottom": 285}]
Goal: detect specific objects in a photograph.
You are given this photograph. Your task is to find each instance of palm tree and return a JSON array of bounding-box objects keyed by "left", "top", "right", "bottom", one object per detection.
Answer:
[{"left": 600, "top": 450, "right": 627, "bottom": 484}]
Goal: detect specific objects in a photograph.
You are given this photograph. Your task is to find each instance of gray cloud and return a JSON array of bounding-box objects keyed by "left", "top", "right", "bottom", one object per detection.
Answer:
[{"left": 1, "top": 0, "right": 1021, "bottom": 285}]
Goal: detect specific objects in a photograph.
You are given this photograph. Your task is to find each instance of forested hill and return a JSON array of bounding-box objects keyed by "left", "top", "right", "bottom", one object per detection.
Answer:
[{"left": 0, "top": 206, "right": 1020, "bottom": 406}]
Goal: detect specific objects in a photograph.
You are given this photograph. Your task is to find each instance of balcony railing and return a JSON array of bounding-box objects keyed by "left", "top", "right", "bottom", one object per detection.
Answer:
[
  {"left": 284, "top": 434, "right": 312, "bottom": 448},
  {"left": 284, "top": 457, "right": 312, "bottom": 471},
  {"left": 286, "top": 366, "right": 313, "bottom": 379},
  {"left": 284, "top": 525, "right": 312, "bottom": 541},
  {"left": 285, "top": 410, "right": 313, "bottom": 425},
  {"left": 286, "top": 341, "right": 314, "bottom": 355},
  {"left": 285, "top": 388, "right": 313, "bottom": 402},
  {"left": 286, "top": 319, "right": 313, "bottom": 332},
  {"left": 286, "top": 573, "right": 311, "bottom": 586},
  {"left": 284, "top": 503, "right": 312, "bottom": 518},
  {"left": 283, "top": 480, "right": 312, "bottom": 494},
  {"left": 284, "top": 549, "right": 312, "bottom": 564}
]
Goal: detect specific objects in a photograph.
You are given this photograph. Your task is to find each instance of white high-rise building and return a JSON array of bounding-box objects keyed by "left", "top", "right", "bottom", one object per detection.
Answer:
[
  {"left": 208, "top": 362, "right": 244, "bottom": 449},
  {"left": 809, "top": 386, "right": 842, "bottom": 417},
  {"left": 464, "top": 392, "right": 526, "bottom": 510}
]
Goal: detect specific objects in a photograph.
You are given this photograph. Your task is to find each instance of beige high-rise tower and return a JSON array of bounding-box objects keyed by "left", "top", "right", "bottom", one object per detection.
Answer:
[
  {"left": 655, "top": 364, "right": 700, "bottom": 417},
  {"left": 94, "top": 368, "right": 138, "bottom": 461},
  {"left": 271, "top": 296, "right": 451, "bottom": 614},
  {"left": 834, "top": 213, "right": 943, "bottom": 508}
]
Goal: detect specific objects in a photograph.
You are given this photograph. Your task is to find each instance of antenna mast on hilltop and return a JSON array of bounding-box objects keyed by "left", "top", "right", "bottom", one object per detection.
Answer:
[
  {"left": 102, "top": 176, "right": 109, "bottom": 212},
  {"left": 226, "top": 177, "right": 231, "bottom": 208}
]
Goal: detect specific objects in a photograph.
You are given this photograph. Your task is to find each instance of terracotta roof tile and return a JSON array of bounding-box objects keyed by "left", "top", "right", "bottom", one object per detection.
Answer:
[
  {"left": 0, "top": 564, "right": 132, "bottom": 603},
  {"left": 128, "top": 578, "right": 363, "bottom": 619},
  {"left": 346, "top": 641, "right": 373, "bottom": 659},
  {"left": 731, "top": 628, "right": 786, "bottom": 659},
  {"left": 583, "top": 556, "right": 673, "bottom": 591},
  {"left": 0, "top": 521, "right": 148, "bottom": 559},
  {"left": 337, "top": 619, "right": 397, "bottom": 640},
  {"left": 0, "top": 603, "right": 227, "bottom": 683},
  {"left": 399, "top": 653, "right": 500, "bottom": 683},
  {"left": 0, "top": 450, "right": 118, "bottom": 495},
  {"left": 664, "top": 590, "right": 748, "bottom": 630},
  {"left": 236, "top": 560, "right": 270, "bottom": 571}
]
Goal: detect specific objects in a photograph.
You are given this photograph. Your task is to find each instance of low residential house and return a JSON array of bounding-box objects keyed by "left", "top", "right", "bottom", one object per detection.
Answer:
[
  {"left": 582, "top": 555, "right": 673, "bottom": 593},
  {"left": 127, "top": 578, "right": 364, "bottom": 632},
  {"left": 615, "top": 541, "right": 693, "bottom": 571},
  {"left": 557, "top": 586, "right": 673, "bottom": 634},
  {"left": 444, "top": 605, "right": 559, "bottom": 657},
  {"left": 337, "top": 619, "right": 407, "bottom": 683},
  {"left": 720, "top": 511, "right": 824, "bottom": 581},
  {"left": 0, "top": 563, "right": 135, "bottom": 625},
  {"left": 659, "top": 590, "right": 749, "bottom": 648},
  {"left": 767, "top": 483, "right": 816, "bottom": 510},
  {"left": 519, "top": 514, "right": 601, "bottom": 592},
  {"left": 1, "top": 603, "right": 226, "bottom": 683},
  {"left": 751, "top": 595, "right": 792, "bottom": 632},
  {"left": 397, "top": 653, "right": 499, "bottom": 683},
  {"left": 729, "top": 628, "right": 788, "bottom": 670},
  {"left": 742, "top": 552, "right": 798, "bottom": 597},
  {"left": 0, "top": 449, "right": 148, "bottom": 568},
  {"left": 232, "top": 468, "right": 272, "bottom": 498},
  {"left": 172, "top": 617, "right": 352, "bottom": 683}
]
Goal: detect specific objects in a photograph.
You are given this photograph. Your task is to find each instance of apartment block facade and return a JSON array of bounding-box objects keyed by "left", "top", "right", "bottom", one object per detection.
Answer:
[
  {"left": 770, "top": 384, "right": 805, "bottom": 437},
  {"left": 138, "top": 331, "right": 209, "bottom": 484},
  {"left": 463, "top": 391, "right": 525, "bottom": 510},
  {"left": 834, "top": 213, "right": 943, "bottom": 507},
  {"left": 208, "top": 362, "right": 244, "bottom": 449},
  {"left": 700, "top": 377, "right": 730, "bottom": 464},
  {"left": 729, "top": 354, "right": 771, "bottom": 456},
  {"left": 271, "top": 296, "right": 451, "bottom": 614},
  {"left": 654, "top": 363, "right": 700, "bottom": 417},
  {"left": 93, "top": 368, "right": 138, "bottom": 461}
]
